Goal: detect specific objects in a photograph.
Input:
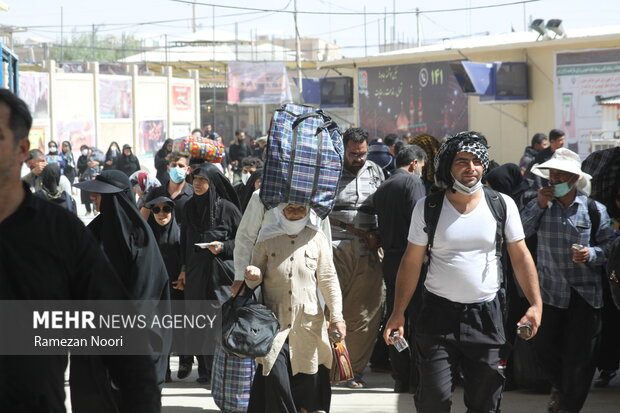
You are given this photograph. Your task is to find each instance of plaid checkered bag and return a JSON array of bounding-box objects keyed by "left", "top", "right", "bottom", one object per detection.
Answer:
[
  {"left": 260, "top": 104, "right": 344, "bottom": 219},
  {"left": 211, "top": 345, "right": 256, "bottom": 413},
  {"left": 172, "top": 136, "right": 225, "bottom": 162}
]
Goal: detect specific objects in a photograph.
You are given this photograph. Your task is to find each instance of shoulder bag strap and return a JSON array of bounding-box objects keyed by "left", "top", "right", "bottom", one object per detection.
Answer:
[{"left": 586, "top": 197, "right": 600, "bottom": 247}]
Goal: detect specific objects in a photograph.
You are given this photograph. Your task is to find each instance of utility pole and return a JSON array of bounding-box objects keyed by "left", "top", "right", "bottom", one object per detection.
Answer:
[
  {"left": 235, "top": 22, "right": 238, "bottom": 61},
  {"left": 383, "top": 8, "right": 386, "bottom": 49},
  {"left": 164, "top": 34, "right": 168, "bottom": 66},
  {"left": 192, "top": 1, "right": 197, "bottom": 33},
  {"left": 293, "top": 0, "right": 302, "bottom": 102},
  {"left": 91, "top": 24, "right": 96, "bottom": 61},
  {"left": 363, "top": 6, "right": 367, "bottom": 57},
  {"left": 392, "top": 0, "right": 395, "bottom": 45},
  {"left": 60, "top": 6, "right": 64, "bottom": 63},
  {"left": 212, "top": 5, "right": 216, "bottom": 132},
  {"left": 377, "top": 19, "right": 380, "bottom": 53},
  {"left": 416, "top": 8, "right": 421, "bottom": 47}
]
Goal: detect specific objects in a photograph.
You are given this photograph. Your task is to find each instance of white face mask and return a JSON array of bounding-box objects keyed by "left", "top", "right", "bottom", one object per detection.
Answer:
[
  {"left": 451, "top": 172, "right": 483, "bottom": 195},
  {"left": 241, "top": 172, "right": 251, "bottom": 185},
  {"left": 49, "top": 147, "right": 58, "bottom": 154},
  {"left": 279, "top": 209, "right": 310, "bottom": 236},
  {"left": 81, "top": 149, "right": 89, "bottom": 156}
]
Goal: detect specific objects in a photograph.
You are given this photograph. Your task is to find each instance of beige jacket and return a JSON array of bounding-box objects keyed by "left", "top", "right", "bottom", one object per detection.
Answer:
[{"left": 247, "top": 227, "right": 344, "bottom": 376}]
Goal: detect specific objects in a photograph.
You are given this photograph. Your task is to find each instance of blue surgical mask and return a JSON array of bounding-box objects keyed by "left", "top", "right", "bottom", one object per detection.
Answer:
[
  {"left": 552, "top": 181, "right": 572, "bottom": 198},
  {"left": 169, "top": 167, "right": 186, "bottom": 184}
]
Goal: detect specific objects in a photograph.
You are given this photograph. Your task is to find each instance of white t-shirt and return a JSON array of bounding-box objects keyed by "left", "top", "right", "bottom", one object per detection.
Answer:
[{"left": 408, "top": 193, "right": 524, "bottom": 303}]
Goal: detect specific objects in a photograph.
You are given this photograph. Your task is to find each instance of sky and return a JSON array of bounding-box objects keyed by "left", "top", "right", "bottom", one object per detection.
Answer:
[{"left": 3, "top": 0, "right": 620, "bottom": 58}]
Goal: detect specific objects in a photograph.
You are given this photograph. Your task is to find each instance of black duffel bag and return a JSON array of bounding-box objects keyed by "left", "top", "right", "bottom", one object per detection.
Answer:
[{"left": 221, "top": 284, "right": 280, "bottom": 359}]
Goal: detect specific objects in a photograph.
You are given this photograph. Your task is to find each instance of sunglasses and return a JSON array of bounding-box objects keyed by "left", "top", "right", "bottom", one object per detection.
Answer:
[{"left": 152, "top": 205, "right": 173, "bottom": 214}]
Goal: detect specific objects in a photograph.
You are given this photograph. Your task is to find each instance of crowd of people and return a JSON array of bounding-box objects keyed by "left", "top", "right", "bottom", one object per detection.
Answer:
[{"left": 2, "top": 85, "right": 620, "bottom": 413}]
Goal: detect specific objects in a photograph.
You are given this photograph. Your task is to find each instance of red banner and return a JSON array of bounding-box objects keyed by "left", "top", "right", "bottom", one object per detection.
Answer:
[{"left": 172, "top": 86, "right": 191, "bottom": 111}]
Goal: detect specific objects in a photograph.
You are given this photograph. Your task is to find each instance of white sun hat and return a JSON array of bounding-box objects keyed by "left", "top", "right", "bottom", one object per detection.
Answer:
[{"left": 530, "top": 147, "right": 592, "bottom": 196}]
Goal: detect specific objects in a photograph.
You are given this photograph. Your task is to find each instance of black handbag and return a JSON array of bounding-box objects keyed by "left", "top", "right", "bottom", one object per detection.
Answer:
[{"left": 221, "top": 284, "right": 280, "bottom": 359}]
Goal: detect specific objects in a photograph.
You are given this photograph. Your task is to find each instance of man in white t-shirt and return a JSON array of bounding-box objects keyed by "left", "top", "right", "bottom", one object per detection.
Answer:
[{"left": 384, "top": 132, "right": 543, "bottom": 413}]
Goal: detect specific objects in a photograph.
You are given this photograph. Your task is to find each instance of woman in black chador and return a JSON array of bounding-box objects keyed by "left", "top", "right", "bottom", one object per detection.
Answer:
[
  {"left": 178, "top": 164, "right": 241, "bottom": 383},
  {"left": 146, "top": 196, "right": 193, "bottom": 381},
  {"left": 116, "top": 144, "right": 141, "bottom": 176},
  {"left": 155, "top": 138, "right": 174, "bottom": 184},
  {"left": 72, "top": 170, "right": 171, "bottom": 411},
  {"left": 103, "top": 141, "right": 121, "bottom": 170}
]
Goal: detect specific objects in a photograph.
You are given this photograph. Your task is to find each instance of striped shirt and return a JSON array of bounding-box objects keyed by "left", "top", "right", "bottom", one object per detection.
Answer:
[
  {"left": 521, "top": 194, "right": 615, "bottom": 309},
  {"left": 330, "top": 160, "right": 384, "bottom": 256}
]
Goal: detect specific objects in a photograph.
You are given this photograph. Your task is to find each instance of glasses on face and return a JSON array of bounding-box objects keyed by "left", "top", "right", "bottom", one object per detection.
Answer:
[
  {"left": 152, "top": 205, "right": 173, "bottom": 214},
  {"left": 348, "top": 152, "right": 368, "bottom": 160}
]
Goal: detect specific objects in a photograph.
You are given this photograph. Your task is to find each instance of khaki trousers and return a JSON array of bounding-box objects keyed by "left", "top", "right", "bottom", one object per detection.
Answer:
[{"left": 332, "top": 242, "right": 384, "bottom": 377}]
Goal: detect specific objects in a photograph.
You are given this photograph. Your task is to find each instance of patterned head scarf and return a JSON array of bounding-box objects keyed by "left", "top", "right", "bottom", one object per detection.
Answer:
[
  {"left": 434, "top": 131, "right": 490, "bottom": 189},
  {"left": 409, "top": 134, "right": 441, "bottom": 183}
]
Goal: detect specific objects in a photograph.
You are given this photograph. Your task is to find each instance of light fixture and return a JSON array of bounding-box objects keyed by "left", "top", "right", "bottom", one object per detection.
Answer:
[
  {"left": 546, "top": 19, "right": 566, "bottom": 38},
  {"left": 529, "top": 19, "right": 547, "bottom": 39}
]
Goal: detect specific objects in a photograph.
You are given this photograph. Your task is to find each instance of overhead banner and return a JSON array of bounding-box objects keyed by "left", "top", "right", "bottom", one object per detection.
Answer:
[
  {"left": 99, "top": 76, "right": 132, "bottom": 119},
  {"left": 227, "top": 62, "right": 292, "bottom": 105},
  {"left": 358, "top": 62, "right": 468, "bottom": 140},
  {"left": 19, "top": 72, "right": 49, "bottom": 118},
  {"left": 555, "top": 48, "right": 620, "bottom": 157}
]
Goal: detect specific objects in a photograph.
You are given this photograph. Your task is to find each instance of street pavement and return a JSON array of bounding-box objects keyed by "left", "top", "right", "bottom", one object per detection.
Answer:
[
  {"left": 63, "top": 356, "right": 620, "bottom": 413},
  {"left": 157, "top": 357, "right": 620, "bottom": 413}
]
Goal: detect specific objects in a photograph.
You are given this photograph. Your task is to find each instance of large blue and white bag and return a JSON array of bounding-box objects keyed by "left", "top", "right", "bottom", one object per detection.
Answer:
[{"left": 260, "top": 104, "right": 344, "bottom": 219}]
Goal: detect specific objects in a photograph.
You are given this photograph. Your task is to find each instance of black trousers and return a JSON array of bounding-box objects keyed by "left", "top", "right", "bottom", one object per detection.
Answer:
[
  {"left": 414, "top": 291, "right": 505, "bottom": 413},
  {"left": 597, "top": 284, "right": 620, "bottom": 372},
  {"left": 247, "top": 342, "right": 331, "bottom": 413},
  {"left": 535, "top": 291, "right": 601, "bottom": 412}
]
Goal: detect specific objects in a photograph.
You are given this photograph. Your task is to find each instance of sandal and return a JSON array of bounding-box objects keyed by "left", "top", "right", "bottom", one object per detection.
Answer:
[
  {"left": 346, "top": 376, "right": 368, "bottom": 388},
  {"left": 593, "top": 370, "right": 617, "bottom": 388}
]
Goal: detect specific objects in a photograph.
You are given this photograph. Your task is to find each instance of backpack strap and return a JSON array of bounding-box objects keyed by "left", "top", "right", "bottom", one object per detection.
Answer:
[
  {"left": 482, "top": 187, "right": 508, "bottom": 318},
  {"left": 423, "top": 190, "right": 446, "bottom": 262},
  {"left": 586, "top": 198, "right": 600, "bottom": 247},
  {"left": 483, "top": 187, "right": 507, "bottom": 260}
]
